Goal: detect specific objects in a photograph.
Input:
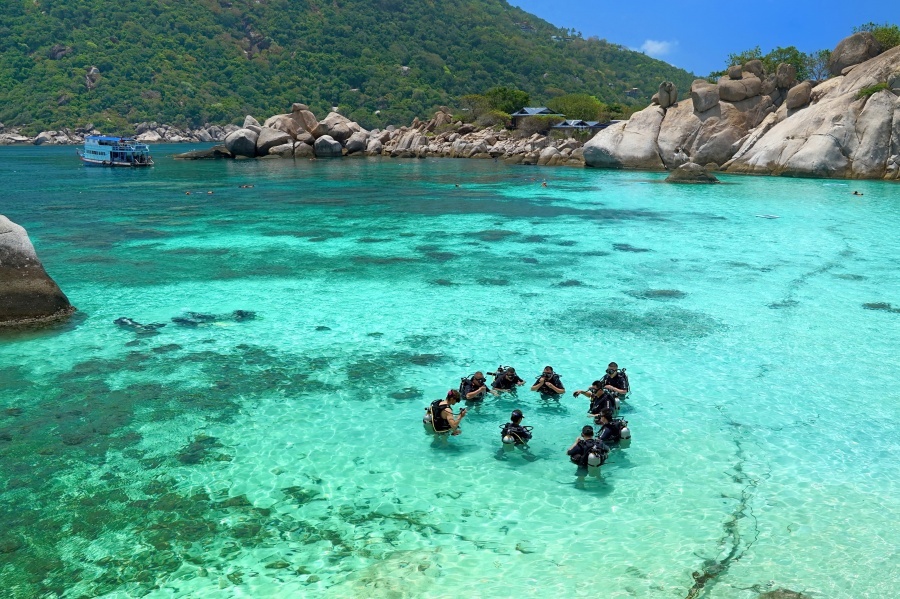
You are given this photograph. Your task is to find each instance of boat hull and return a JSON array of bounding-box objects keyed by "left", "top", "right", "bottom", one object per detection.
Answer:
[{"left": 79, "top": 156, "right": 154, "bottom": 167}]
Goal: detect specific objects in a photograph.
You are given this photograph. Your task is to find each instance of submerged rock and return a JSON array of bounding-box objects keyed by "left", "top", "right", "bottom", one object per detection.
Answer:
[
  {"left": 665, "top": 162, "right": 720, "bottom": 183},
  {"left": 0, "top": 215, "right": 75, "bottom": 326}
]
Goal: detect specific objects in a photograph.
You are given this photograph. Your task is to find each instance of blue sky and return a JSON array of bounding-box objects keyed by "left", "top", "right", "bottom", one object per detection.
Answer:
[{"left": 511, "top": 0, "right": 897, "bottom": 76}]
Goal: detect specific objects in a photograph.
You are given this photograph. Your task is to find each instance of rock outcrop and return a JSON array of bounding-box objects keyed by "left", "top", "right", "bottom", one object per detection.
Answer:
[
  {"left": 828, "top": 32, "right": 881, "bottom": 76},
  {"left": 0, "top": 215, "right": 74, "bottom": 326},
  {"left": 585, "top": 34, "right": 900, "bottom": 180},
  {"left": 665, "top": 162, "right": 719, "bottom": 183}
]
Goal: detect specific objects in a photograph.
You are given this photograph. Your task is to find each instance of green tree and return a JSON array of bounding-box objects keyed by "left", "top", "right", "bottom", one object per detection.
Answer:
[
  {"left": 546, "top": 93, "right": 606, "bottom": 120},
  {"left": 805, "top": 49, "right": 832, "bottom": 81},
  {"left": 853, "top": 22, "right": 900, "bottom": 50},
  {"left": 714, "top": 45, "right": 810, "bottom": 80},
  {"left": 483, "top": 86, "right": 529, "bottom": 114}
]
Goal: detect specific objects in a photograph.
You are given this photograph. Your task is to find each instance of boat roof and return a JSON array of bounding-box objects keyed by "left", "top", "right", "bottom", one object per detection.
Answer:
[{"left": 86, "top": 135, "right": 137, "bottom": 142}]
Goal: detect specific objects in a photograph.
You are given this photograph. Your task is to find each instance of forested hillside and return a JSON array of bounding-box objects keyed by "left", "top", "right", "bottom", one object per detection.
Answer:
[{"left": 0, "top": 0, "right": 696, "bottom": 133}]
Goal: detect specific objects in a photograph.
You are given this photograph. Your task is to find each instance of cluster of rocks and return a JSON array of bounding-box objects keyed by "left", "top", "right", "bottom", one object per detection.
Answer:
[
  {"left": 0, "top": 122, "right": 232, "bottom": 145},
  {"left": 181, "top": 103, "right": 585, "bottom": 166},
  {"left": 585, "top": 32, "right": 900, "bottom": 180}
]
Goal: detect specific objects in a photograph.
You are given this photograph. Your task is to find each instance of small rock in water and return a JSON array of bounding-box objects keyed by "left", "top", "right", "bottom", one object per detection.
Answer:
[
  {"left": 232, "top": 310, "right": 256, "bottom": 321},
  {"left": 613, "top": 243, "right": 651, "bottom": 253},
  {"left": 862, "top": 302, "right": 899, "bottom": 312},
  {"left": 315, "top": 325, "right": 332, "bottom": 331},
  {"left": 515, "top": 541, "right": 536, "bottom": 554},
  {"left": 390, "top": 388, "right": 422, "bottom": 400}
]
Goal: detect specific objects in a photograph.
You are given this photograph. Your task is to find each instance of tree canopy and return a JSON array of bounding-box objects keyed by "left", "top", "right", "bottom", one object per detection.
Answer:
[{"left": 0, "top": 0, "right": 696, "bottom": 133}]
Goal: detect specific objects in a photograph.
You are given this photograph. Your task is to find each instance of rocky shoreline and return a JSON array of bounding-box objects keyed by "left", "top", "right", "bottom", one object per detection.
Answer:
[
  {"left": 1, "top": 109, "right": 587, "bottom": 167},
  {"left": 584, "top": 33, "right": 900, "bottom": 180}
]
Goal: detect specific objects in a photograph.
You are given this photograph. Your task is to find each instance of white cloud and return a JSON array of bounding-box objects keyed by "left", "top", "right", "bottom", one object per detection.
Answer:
[{"left": 640, "top": 39, "right": 677, "bottom": 57}]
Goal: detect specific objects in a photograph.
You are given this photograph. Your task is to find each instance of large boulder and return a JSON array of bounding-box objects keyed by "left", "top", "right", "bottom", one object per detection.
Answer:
[
  {"left": 313, "top": 112, "right": 355, "bottom": 142},
  {"left": 691, "top": 80, "right": 720, "bottom": 113},
  {"left": 256, "top": 127, "right": 292, "bottom": 155},
  {"left": 719, "top": 75, "right": 762, "bottom": 102},
  {"left": 365, "top": 138, "right": 383, "bottom": 156},
  {"left": 665, "top": 162, "right": 719, "bottom": 183},
  {"left": 291, "top": 104, "right": 320, "bottom": 134},
  {"left": 828, "top": 32, "right": 882, "bottom": 76},
  {"left": 743, "top": 59, "right": 764, "bottom": 79},
  {"left": 727, "top": 65, "right": 744, "bottom": 80},
  {"left": 0, "top": 215, "right": 74, "bottom": 326},
  {"left": 224, "top": 128, "right": 259, "bottom": 158},
  {"left": 583, "top": 106, "right": 666, "bottom": 169},
  {"left": 267, "top": 143, "right": 295, "bottom": 158},
  {"left": 242, "top": 115, "right": 261, "bottom": 128},
  {"left": 658, "top": 81, "right": 678, "bottom": 108},
  {"left": 785, "top": 81, "right": 813, "bottom": 110},
  {"left": 313, "top": 135, "right": 343, "bottom": 157},
  {"left": 293, "top": 142, "right": 314, "bottom": 158},
  {"left": 263, "top": 114, "right": 300, "bottom": 138},
  {"left": 344, "top": 131, "right": 368, "bottom": 154},
  {"left": 775, "top": 63, "right": 797, "bottom": 89}
]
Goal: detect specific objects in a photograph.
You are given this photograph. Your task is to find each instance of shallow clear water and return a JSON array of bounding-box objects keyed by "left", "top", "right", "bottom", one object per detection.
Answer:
[{"left": 1, "top": 145, "right": 898, "bottom": 598}]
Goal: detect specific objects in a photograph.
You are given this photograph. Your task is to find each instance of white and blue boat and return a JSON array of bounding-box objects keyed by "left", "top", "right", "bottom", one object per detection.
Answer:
[{"left": 76, "top": 135, "right": 154, "bottom": 167}]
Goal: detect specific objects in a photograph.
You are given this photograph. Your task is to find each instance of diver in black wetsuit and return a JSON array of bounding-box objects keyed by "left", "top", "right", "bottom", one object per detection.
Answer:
[
  {"left": 599, "top": 362, "right": 629, "bottom": 397},
  {"left": 531, "top": 365, "right": 565, "bottom": 398},
  {"left": 500, "top": 409, "right": 532, "bottom": 446},
  {"left": 460, "top": 371, "right": 495, "bottom": 400},
  {"left": 596, "top": 410, "right": 628, "bottom": 445},
  {"left": 566, "top": 425, "right": 608, "bottom": 471},
  {"left": 491, "top": 366, "right": 525, "bottom": 393}
]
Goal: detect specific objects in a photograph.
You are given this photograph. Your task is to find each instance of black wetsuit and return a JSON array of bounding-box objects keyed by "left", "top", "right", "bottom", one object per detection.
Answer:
[
  {"left": 460, "top": 377, "right": 489, "bottom": 398},
  {"left": 493, "top": 373, "right": 524, "bottom": 390},
  {"left": 567, "top": 438, "right": 607, "bottom": 467},
  {"left": 600, "top": 371, "right": 628, "bottom": 394},
  {"left": 589, "top": 391, "right": 617, "bottom": 415},
  {"left": 501, "top": 422, "right": 532, "bottom": 445},
  {"left": 597, "top": 420, "right": 623, "bottom": 444},
  {"left": 534, "top": 374, "right": 563, "bottom": 395},
  {"left": 430, "top": 400, "right": 452, "bottom": 433}
]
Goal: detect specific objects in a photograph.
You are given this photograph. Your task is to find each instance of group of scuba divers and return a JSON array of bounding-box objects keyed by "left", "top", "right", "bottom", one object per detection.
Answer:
[{"left": 423, "top": 362, "right": 632, "bottom": 472}]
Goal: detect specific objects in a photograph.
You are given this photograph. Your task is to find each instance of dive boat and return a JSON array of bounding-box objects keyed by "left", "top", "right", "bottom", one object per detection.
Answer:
[{"left": 76, "top": 135, "right": 154, "bottom": 167}]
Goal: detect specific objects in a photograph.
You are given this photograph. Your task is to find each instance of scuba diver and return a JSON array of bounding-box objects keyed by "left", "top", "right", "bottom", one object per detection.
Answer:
[
  {"left": 423, "top": 389, "right": 467, "bottom": 435},
  {"left": 596, "top": 409, "right": 631, "bottom": 444},
  {"left": 459, "top": 371, "right": 497, "bottom": 400},
  {"left": 566, "top": 425, "right": 609, "bottom": 469},
  {"left": 500, "top": 409, "right": 533, "bottom": 447},
  {"left": 599, "top": 362, "right": 629, "bottom": 398},
  {"left": 531, "top": 365, "right": 565, "bottom": 398},
  {"left": 573, "top": 380, "right": 619, "bottom": 418},
  {"left": 490, "top": 366, "right": 525, "bottom": 393}
]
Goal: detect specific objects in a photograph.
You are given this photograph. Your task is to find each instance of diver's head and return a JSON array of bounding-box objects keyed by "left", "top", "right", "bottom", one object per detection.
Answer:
[
  {"left": 446, "top": 389, "right": 461, "bottom": 404},
  {"left": 581, "top": 425, "right": 594, "bottom": 438},
  {"left": 472, "top": 371, "right": 486, "bottom": 385},
  {"left": 598, "top": 409, "right": 613, "bottom": 424},
  {"left": 542, "top": 366, "right": 554, "bottom": 378},
  {"left": 606, "top": 362, "right": 618, "bottom": 375},
  {"left": 510, "top": 409, "right": 524, "bottom": 423},
  {"left": 504, "top": 367, "right": 517, "bottom": 379}
]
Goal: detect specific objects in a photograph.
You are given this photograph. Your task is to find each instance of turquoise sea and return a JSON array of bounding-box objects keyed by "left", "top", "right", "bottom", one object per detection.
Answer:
[{"left": 0, "top": 145, "right": 898, "bottom": 598}]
